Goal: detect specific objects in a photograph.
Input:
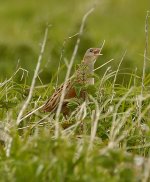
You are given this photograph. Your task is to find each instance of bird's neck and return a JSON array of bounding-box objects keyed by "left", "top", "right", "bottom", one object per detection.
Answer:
[{"left": 82, "top": 59, "right": 95, "bottom": 85}]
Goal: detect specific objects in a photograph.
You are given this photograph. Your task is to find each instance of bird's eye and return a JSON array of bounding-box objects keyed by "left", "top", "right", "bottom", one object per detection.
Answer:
[{"left": 89, "top": 49, "right": 93, "bottom": 52}]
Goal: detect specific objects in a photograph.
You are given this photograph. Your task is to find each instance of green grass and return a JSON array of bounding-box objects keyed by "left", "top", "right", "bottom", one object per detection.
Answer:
[
  {"left": 1, "top": 59, "right": 150, "bottom": 181},
  {"left": 0, "top": 1, "right": 150, "bottom": 181}
]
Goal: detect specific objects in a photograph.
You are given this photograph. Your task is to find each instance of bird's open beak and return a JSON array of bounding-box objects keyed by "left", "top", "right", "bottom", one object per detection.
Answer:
[{"left": 93, "top": 48, "right": 103, "bottom": 56}]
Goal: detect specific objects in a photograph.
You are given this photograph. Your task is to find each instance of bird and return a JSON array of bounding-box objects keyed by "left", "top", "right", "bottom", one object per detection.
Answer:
[{"left": 42, "top": 48, "right": 101, "bottom": 116}]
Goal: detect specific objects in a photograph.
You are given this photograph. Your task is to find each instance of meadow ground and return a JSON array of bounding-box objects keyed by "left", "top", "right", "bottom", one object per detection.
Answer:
[{"left": 0, "top": 1, "right": 150, "bottom": 181}]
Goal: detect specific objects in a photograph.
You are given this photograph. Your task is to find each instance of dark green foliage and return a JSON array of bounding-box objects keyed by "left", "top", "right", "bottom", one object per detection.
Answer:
[{"left": 0, "top": 0, "right": 149, "bottom": 84}]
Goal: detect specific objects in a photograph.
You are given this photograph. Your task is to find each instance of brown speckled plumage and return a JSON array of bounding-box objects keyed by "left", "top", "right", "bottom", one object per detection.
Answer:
[{"left": 42, "top": 48, "right": 101, "bottom": 116}]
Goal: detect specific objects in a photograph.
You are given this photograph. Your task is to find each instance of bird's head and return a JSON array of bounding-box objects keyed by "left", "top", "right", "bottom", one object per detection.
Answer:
[{"left": 83, "top": 48, "right": 102, "bottom": 64}]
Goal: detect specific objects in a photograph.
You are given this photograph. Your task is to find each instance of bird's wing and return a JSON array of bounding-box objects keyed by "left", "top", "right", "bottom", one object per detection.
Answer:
[{"left": 42, "top": 79, "right": 72, "bottom": 112}]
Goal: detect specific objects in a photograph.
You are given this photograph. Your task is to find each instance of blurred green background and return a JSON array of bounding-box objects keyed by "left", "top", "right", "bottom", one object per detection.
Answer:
[{"left": 0, "top": 0, "right": 149, "bottom": 84}]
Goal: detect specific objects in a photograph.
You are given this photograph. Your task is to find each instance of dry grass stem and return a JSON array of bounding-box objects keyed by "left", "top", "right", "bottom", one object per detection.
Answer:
[
  {"left": 88, "top": 95, "right": 100, "bottom": 150},
  {"left": 141, "top": 11, "right": 149, "bottom": 93},
  {"left": 16, "top": 27, "right": 49, "bottom": 125},
  {"left": 54, "top": 7, "right": 95, "bottom": 138},
  {"left": 110, "top": 50, "right": 126, "bottom": 102},
  {"left": 109, "top": 87, "right": 133, "bottom": 142},
  {"left": 94, "top": 58, "right": 114, "bottom": 71}
]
